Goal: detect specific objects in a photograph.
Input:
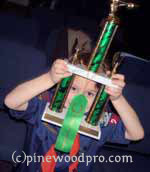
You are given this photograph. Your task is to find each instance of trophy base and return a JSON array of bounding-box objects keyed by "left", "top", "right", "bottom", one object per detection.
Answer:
[{"left": 42, "top": 103, "right": 101, "bottom": 140}]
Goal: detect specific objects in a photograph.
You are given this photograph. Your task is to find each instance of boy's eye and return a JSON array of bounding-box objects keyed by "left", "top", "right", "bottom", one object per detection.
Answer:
[
  {"left": 87, "top": 92, "right": 95, "bottom": 97},
  {"left": 71, "top": 86, "right": 77, "bottom": 91}
]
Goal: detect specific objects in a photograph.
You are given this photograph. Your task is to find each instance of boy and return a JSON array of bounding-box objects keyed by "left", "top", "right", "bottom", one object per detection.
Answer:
[{"left": 5, "top": 55, "right": 144, "bottom": 172}]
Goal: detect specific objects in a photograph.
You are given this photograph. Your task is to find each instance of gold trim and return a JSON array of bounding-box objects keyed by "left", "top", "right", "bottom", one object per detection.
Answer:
[
  {"left": 49, "top": 82, "right": 61, "bottom": 110},
  {"left": 86, "top": 86, "right": 104, "bottom": 123},
  {"left": 60, "top": 75, "right": 75, "bottom": 112}
]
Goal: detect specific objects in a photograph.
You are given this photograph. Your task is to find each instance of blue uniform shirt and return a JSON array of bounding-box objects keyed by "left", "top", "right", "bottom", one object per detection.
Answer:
[{"left": 9, "top": 97, "right": 129, "bottom": 172}]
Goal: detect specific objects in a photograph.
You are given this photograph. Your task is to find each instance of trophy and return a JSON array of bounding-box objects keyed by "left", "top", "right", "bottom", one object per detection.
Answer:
[{"left": 42, "top": 0, "right": 138, "bottom": 153}]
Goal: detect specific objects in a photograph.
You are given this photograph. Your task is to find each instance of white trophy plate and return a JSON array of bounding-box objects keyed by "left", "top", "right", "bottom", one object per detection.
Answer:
[{"left": 67, "top": 63, "right": 117, "bottom": 88}]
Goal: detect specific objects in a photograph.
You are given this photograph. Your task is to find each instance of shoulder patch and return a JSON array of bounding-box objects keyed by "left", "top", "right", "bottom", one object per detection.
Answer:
[{"left": 109, "top": 114, "right": 120, "bottom": 125}]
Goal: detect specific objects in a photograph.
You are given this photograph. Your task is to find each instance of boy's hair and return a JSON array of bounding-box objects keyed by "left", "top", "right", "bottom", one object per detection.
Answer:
[
  {"left": 73, "top": 51, "right": 111, "bottom": 73},
  {"left": 72, "top": 51, "right": 111, "bottom": 89}
]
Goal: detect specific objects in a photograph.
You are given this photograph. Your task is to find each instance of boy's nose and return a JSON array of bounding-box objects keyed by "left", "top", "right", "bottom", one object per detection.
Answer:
[{"left": 78, "top": 91, "right": 84, "bottom": 96}]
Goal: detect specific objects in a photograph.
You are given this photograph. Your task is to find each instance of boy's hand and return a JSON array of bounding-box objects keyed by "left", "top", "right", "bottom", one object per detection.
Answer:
[
  {"left": 49, "top": 59, "right": 72, "bottom": 84},
  {"left": 105, "top": 72, "right": 125, "bottom": 101}
]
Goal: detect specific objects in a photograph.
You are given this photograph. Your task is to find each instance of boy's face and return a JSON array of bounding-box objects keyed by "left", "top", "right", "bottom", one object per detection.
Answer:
[{"left": 65, "top": 75, "right": 98, "bottom": 112}]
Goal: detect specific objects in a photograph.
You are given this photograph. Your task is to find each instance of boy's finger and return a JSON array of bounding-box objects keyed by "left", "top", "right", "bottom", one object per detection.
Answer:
[
  {"left": 56, "top": 72, "right": 72, "bottom": 79},
  {"left": 105, "top": 88, "right": 113, "bottom": 95},
  {"left": 105, "top": 86, "right": 122, "bottom": 94},
  {"left": 106, "top": 71, "right": 111, "bottom": 76},
  {"left": 63, "top": 72, "right": 73, "bottom": 77},
  {"left": 105, "top": 89, "right": 121, "bottom": 98},
  {"left": 54, "top": 59, "right": 68, "bottom": 68},
  {"left": 112, "top": 74, "right": 125, "bottom": 81},
  {"left": 55, "top": 70, "right": 72, "bottom": 75},
  {"left": 54, "top": 64, "right": 68, "bottom": 71},
  {"left": 55, "top": 59, "right": 65, "bottom": 63},
  {"left": 112, "top": 80, "right": 125, "bottom": 88}
]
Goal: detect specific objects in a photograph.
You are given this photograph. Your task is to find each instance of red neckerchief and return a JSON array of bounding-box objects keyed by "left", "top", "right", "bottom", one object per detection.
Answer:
[{"left": 41, "top": 134, "right": 80, "bottom": 172}]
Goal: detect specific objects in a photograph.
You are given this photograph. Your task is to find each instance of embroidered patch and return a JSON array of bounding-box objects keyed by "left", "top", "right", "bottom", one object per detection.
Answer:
[{"left": 109, "top": 114, "right": 120, "bottom": 125}]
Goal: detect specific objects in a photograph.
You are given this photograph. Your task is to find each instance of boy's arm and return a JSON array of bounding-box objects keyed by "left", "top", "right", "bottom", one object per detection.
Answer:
[
  {"left": 5, "top": 73, "right": 54, "bottom": 111},
  {"left": 105, "top": 73, "right": 144, "bottom": 141},
  {"left": 5, "top": 59, "right": 72, "bottom": 111},
  {"left": 111, "top": 95, "right": 144, "bottom": 141}
]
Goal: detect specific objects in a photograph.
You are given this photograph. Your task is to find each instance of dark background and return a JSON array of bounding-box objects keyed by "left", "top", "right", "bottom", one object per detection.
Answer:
[
  {"left": 0, "top": 0, "right": 149, "bottom": 59},
  {"left": 34, "top": 0, "right": 149, "bottom": 59},
  {"left": 61, "top": 0, "right": 149, "bottom": 59}
]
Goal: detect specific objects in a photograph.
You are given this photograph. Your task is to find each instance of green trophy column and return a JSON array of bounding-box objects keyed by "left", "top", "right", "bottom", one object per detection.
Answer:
[
  {"left": 51, "top": 76, "right": 72, "bottom": 112},
  {"left": 86, "top": 19, "right": 118, "bottom": 125},
  {"left": 88, "top": 88, "right": 109, "bottom": 125},
  {"left": 89, "top": 20, "right": 117, "bottom": 72}
]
